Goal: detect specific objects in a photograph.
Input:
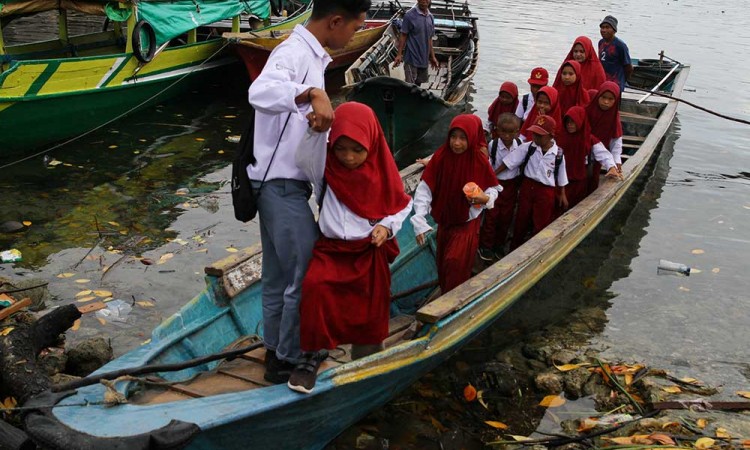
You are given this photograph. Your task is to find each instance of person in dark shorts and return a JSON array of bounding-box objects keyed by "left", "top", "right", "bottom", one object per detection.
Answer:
[{"left": 393, "top": 0, "right": 438, "bottom": 85}]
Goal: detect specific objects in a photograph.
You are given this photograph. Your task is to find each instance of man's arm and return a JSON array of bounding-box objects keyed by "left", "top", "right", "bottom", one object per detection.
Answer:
[
  {"left": 428, "top": 34, "right": 438, "bottom": 69},
  {"left": 393, "top": 32, "right": 407, "bottom": 67}
]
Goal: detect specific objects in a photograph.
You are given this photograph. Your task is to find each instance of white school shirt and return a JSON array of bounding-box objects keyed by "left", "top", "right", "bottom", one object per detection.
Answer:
[
  {"left": 591, "top": 141, "right": 616, "bottom": 170},
  {"left": 247, "top": 25, "right": 332, "bottom": 182},
  {"left": 319, "top": 190, "right": 413, "bottom": 241},
  {"left": 608, "top": 137, "right": 623, "bottom": 165},
  {"left": 502, "top": 141, "right": 568, "bottom": 187},
  {"left": 489, "top": 138, "right": 521, "bottom": 180},
  {"left": 514, "top": 93, "right": 535, "bottom": 121},
  {"left": 410, "top": 181, "right": 502, "bottom": 236}
]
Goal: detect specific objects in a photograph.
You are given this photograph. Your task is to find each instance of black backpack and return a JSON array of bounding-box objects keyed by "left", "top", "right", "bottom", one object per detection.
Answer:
[
  {"left": 231, "top": 107, "right": 259, "bottom": 222},
  {"left": 519, "top": 144, "right": 564, "bottom": 186}
]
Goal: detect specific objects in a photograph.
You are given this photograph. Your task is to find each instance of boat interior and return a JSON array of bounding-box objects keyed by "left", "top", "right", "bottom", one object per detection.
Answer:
[{"left": 126, "top": 62, "right": 676, "bottom": 407}]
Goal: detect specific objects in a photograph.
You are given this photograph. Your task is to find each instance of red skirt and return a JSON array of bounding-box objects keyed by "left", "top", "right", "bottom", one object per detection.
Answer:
[
  {"left": 566, "top": 179, "right": 589, "bottom": 209},
  {"left": 300, "top": 236, "right": 399, "bottom": 351},
  {"left": 511, "top": 178, "right": 555, "bottom": 250},
  {"left": 437, "top": 219, "right": 481, "bottom": 294},
  {"left": 587, "top": 162, "right": 602, "bottom": 193},
  {"left": 479, "top": 177, "right": 519, "bottom": 250}
]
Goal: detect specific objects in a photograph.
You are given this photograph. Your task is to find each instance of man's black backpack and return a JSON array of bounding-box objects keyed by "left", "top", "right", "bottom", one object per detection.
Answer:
[{"left": 231, "top": 107, "right": 258, "bottom": 222}]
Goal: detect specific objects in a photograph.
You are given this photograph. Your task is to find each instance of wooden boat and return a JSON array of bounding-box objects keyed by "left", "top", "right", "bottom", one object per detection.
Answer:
[
  {"left": 226, "top": 17, "right": 391, "bottom": 81},
  {"left": 342, "top": 0, "right": 478, "bottom": 155},
  {"left": 24, "top": 59, "right": 688, "bottom": 449},
  {"left": 0, "top": 1, "right": 311, "bottom": 154}
]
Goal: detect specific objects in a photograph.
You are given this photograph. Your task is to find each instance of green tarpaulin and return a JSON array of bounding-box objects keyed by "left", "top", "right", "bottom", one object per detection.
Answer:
[{"left": 138, "top": 0, "right": 270, "bottom": 45}]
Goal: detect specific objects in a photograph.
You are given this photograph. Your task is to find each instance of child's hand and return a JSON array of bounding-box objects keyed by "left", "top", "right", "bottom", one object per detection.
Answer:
[
  {"left": 415, "top": 233, "right": 426, "bottom": 246},
  {"left": 616, "top": 163, "right": 622, "bottom": 172},
  {"left": 605, "top": 166, "right": 623, "bottom": 180},
  {"left": 371, "top": 225, "right": 390, "bottom": 247},
  {"left": 557, "top": 191, "right": 569, "bottom": 211},
  {"left": 416, "top": 157, "right": 430, "bottom": 167}
]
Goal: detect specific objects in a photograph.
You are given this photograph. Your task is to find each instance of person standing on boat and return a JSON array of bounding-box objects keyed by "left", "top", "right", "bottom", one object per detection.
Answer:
[
  {"left": 516, "top": 67, "right": 549, "bottom": 122},
  {"left": 393, "top": 0, "right": 439, "bottom": 85},
  {"left": 246, "top": 0, "right": 370, "bottom": 384},
  {"left": 563, "top": 36, "right": 607, "bottom": 91},
  {"left": 411, "top": 115, "right": 501, "bottom": 294},
  {"left": 586, "top": 81, "right": 625, "bottom": 192},
  {"left": 598, "top": 15, "right": 633, "bottom": 92}
]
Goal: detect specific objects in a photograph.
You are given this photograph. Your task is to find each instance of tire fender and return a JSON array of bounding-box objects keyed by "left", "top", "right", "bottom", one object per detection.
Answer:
[{"left": 132, "top": 20, "right": 157, "bottom": 63}]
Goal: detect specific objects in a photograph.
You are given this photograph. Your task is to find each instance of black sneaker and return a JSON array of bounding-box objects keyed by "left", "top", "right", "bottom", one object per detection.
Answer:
[
  {"left": 287, "top": 350, "right": 329, "bottom": 394},
  {"left": 478, "top": 247, "right": 494, "bottom": 261},
  {"left": 264, "top": 350, "right": 295, "bottom": 384},
  {"left": 493, "top": 247, "right": 506, "bottom": 260}
]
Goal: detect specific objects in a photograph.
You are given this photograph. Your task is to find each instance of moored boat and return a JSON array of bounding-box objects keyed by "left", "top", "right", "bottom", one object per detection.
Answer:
[
  {"left": 23, "top": 58, "right": 688, "bottom": 450},
  {"left": 0, "top": 0, "right": 310, "bottom": 155},
  {"left": 342, "top": 0, "right": 478, "bottom": 155}
]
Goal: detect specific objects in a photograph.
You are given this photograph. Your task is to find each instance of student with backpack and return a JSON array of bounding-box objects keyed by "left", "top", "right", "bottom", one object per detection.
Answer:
[{"left": 515, "top": 67, "right": 549, "bottom": 122}]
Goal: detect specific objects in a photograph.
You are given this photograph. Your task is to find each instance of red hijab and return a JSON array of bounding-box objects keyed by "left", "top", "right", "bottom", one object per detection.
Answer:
[
  {"left": 586, "top": 81, "right": 623, "bottom": 148},
  {"left": 564, "top": 36, "right": 607, "bottom": 91},
  {"left": 422, "top": 114, "right": 498, "bottom": 226},
  {"left": 521, "top": 86, "right": 562, "bottom": 140},
  {"left": 325, "top": 102, "right": 411, "bottom": 219},
  {"left": 487, "top": 81, "right": 519, "bottom": 126},
  {"left": 556, "top": 106, "right": 601, "bottom": 181},
  {"left": 553, "top": 60, "right": 590, "bottom": 117}
]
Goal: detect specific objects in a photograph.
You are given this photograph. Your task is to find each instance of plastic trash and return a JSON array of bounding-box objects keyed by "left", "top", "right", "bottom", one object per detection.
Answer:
[
  {"left": 657, "top": 259, "right": 691, "bottom": 276},
  {"left": 0, "top": 249, "right": 22, "bottom": 263},
  {"left": 95, "top": 299, "right": 132, "bottom": 323}
]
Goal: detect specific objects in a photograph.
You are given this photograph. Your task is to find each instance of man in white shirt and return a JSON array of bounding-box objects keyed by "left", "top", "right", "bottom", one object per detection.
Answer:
[{"left": 247, "top": 0, "right": 370, "bottom": 384}]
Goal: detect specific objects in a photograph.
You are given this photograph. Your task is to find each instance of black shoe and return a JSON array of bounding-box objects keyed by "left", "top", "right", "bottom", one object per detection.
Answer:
[
  {"left": 493, "top": 247, "right": 506, "bottom": 260},
  {"left": 287, "top": 350, "right": 329, "bottom": 394},
  {"left": 264, "top": 350, "right": 295, "bottom": 384},
  {"left": 478, "top": 247, "right": 494, "bottom": 261}
]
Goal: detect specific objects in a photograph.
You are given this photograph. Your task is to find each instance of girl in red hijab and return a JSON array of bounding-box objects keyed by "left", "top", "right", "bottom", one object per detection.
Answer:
[
  {"left": 556, "top": 106, "right": 621, "bottom": 208},
  {"left": 411, "top": 114, "right": 500, "bottom": 294},
  {"left": 586, "top": 81, "right": 624, "bottom": 193},
  {"left": 487, "top": 81, "right": 520, "bottom": 138},
  {"left": 294, "top": 102, "right": 413, "bottom": 394},
  {"left": 520, "top": 86, "right": 562, "bottom": 141},
  {"left": 553, "top": 60, "right": 590, "bottom": 117},
  {"left": 564, "top": 36, "right": 607, "bottom": 91}
]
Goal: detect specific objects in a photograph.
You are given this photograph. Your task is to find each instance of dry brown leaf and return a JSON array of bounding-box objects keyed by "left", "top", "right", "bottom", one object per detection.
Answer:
[
  {"left": 484, "top": 421, "right": 508, "bottom": 430},
  {"left": 625, "top": 373, "right": 633, "bottom": 386},
  {"left": 741, "top": 439, "right": 750, "bottom": 449},
  {"left": 737, "top": 391, "right": 750, "bottom": 399},
  {"left": 1, "top": 397, "right": 17, "bottom": 411},
  {"left": 539, "top": 395, "right": 565, "bottom": 408},
  {"left": 75, "top": 290, "right": 93, "bottom": 297},
  {"left": 56, "top": 273, "right": 76, "bottom": 278},
  {"left": 93, "top": 290, "right": 113, "bottom": 298},
  {"left": 429, "top": 415, "right": 447, "bottom": 433},
  {"left": 74, "top": 279, "right": 91, "bottom": 283},
  {"left": 649, "top": 433, "right": 676, "bottom": 445},
  {"left": 662, "top": 386, "right": 682, "bottom": 394},
  {"left": 22, "top": 221, "right": 32, "bottom": 226},
  {"left": 477, "top": 390, "right": 489, "bottom": 409},
  {"left": 76, "top": 296, "right": 96, "bottom": 303},
  {"left": 696, "top": 418, "right": 708, "bottom": 429},
  {"left": 695, "top": 437, "right": 715, "bottom": 449},
  {"left": 194, "top": 248, "right": 208, "bottom": 253},
  {"left": 78, "top": 301, "right": 106, "bottom": 314},
  {"left": 463, "top": 384, "right": 477, "bottom": 402},
  {"left": 691, "top": 249, "right": 705, "bottom": 255},
  {"left": 715, "top": 427, "right": 731, "bottom": 439},
  {"left": 509, "top": 435, "right": 532, "bottom": 442},
  {"left": 71, "top": 319, "right": 81, "bottom": 331},
  {"left": 226, "top": 247, "right": 239, "bottom": 253},
  {"left": 107, "top": 221, "right": 120, "bottom": 227},
  {"left": 136, "top": 301, "right": 155, "bottom": 308},
  {"left": 554, "top": 363, "right": 589, "bottom": 372},
  {"left": 96, "top": 317, "right": 107, "bottom": 325},
  {"left": 157, "top": 253, "right": 174, "bottom": 265},
  {"left": 679, "top": 286, "right": 691, "bottom": 292},
  {"left": 712, "top": 268, "right": 720, "bottom": 273},
  {"left": 0, "top": 327, "right": 14, "bottom": 336},
  {"left": 141, "top": 338, "right": 152, "bottom": 345},
  {"left": 680, "top": 377, "right": 701, "bottom": 385}
]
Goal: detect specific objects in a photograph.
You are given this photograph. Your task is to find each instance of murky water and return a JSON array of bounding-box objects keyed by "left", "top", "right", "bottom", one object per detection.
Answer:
[{"left": 2, "top": 0, "right": 749, "bottom": 447}]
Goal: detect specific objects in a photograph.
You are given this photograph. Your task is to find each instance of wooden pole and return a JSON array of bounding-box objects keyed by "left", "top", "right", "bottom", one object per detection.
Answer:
[
  {"left": 232, "top": 15, "right": 240, "bottom": 33},
  {"left": 125, "top": 5, "right": 136, "bottom": 53},
  {"left": 58, "top": 9, "right": 69, "bottom": 47}
]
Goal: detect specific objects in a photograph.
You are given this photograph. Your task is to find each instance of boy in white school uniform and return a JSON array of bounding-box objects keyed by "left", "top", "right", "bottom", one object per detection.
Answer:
[
  {"left": 494, "top": 115, "right": 568, "bottom": 250},
  {"left": 515, "top": 67, "right": 549, "bottom": 122},
  {"left": 247, "top": 0, "right": 370, "bottom": 384}
]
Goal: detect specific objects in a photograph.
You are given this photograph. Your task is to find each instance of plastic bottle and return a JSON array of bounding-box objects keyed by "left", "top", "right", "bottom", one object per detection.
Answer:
[
  {"left": 657, "top": 259, "right": 691, "bottom": 276},
  {"left": 463, "top": 182, "right": 483, "bottom": 208}
]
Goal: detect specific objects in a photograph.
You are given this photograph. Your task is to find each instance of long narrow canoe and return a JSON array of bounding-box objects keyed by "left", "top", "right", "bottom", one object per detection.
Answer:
[{"left": 24, "top": 59, "right": 689, "bottom": 450}]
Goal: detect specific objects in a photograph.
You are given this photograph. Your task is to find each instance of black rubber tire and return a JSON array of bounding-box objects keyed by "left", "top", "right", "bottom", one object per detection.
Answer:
[{"left": 132, "top": 19, "right": 156, "bottom": 63}]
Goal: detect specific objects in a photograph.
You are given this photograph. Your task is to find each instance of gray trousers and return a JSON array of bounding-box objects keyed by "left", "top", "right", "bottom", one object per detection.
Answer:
[{"left": 253, "top": 179, "right": 318, "bottom": 364}]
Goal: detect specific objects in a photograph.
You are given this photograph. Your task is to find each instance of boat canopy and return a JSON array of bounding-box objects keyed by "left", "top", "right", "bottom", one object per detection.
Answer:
[{"left": 0, "top": 0, "right": 270, "bottom": 45}]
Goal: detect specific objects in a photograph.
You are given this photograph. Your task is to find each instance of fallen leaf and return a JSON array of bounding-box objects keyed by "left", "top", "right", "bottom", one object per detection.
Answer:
[
  {"left": 194, "top": 248, "right": 208, "bottom": 253},
  {"left": 691, "top": 249, "right": 705, "bottom": 255},
  {"left": 119, "top": 230, "right": 128, "bottom": 235},
  {"left": 661, "top": 421, "right": 680, "bottom": 430},
  {"left": 75, "top": 279, "right": 91, "bottom": 283},
  {"left": 141, "top": 339, "right": 152, "bottom": 345},
  {"left": 108, "top": 145, "right": 118, "bottom": 149},
  {"left": 716, "top": 427, "right": 731, "bottom": 439},
  {"left": 649, "top": 433, "right": 676, "bottom": 445},
  {"left": 217, "top": 150, "right": 225, "bottom": 154},
  {"left": 141, "top": 258, "right": 155, "bottom": 265},
  {"left": 76, "top": 296, "right": 96, "bottom": 302},
  {"left": 56, "top": 273, "right": 76, "bottom": 278},
  {"left": 712, "top": 268, "right": 720, "bottom": 273},
  {"left": 93, "top": 290, "right": 113, "bottom": 298},
  {"left": 22, "top": 221, "right": 32, "bottom": 226},
  {"left": 0, "top": 327, "right": 14, "bottom": 336},
  {"left": 226, "top": 247, "right": 239, "bottom": 253},
  {"left": 429, "top": 415, "right": 447, "bottom": 433},
  {"left": 696, "top": 418, "right": 708, "bottom": 429},
  {"left": 577, "top": 418, "right": 598, "bottom": 433},
  {"left": 47, "top": 159, "right": 62, "bottom": 166},
  {"left": 741, "top": 439, "right": 750, "bottom": 449},
  {"left": 107, "top": 221, "right": 120, "bottom": 227},
  {"left": 539, "top": 395, "right": 565, "bottom": 408},
  {"left": 625, "top": 373, "right": 633, "bottom": 386},
  {"left": 680, "top": 377, "right": 701, "bottom": 385},
  {"left": 737, "top": 391, "right": 750, "bottom": 399},
  {"left": 692, "top": 268, "right": 702, "bottom": 274},
  {"left": 223, "top": 115, "right": 237, "bottom": 119},
  {"left": 662, "top": 386, "right": 682, "bottom": 394},
  {"left": 78, "top": 301, "right": 106, "bottom": 314},
  {"left": 157, "top": 253, "right": 174, "bottom": 264},
  {"left": 695, "top": 437, "right": 715, "bottom": 449},
  {"left": 96, "top": 317, "right": 107, "bottom": 325},
  {"left": 679, "top": 286, "right": 690, "bottom": 292},
  {"left": 463, "top": 384, "right": 477, "bottom": 402},
  {"left": 554, "top": 363, "right": 589, "bottom": 372},
  {"left": 136, "top": 301, "right": 155, "bottom": 308},
  {"left": 71, "top": 319, "right": 81, "bottom": 331},
  {"left": 75, "top": 290, "right": 93, "bottom": 297},
  {"left": 1, "top": 397, "right": 17, "bottom": 411},
  {"left": 195, "top": 138, "right": 205, "bottom": 142},
  {"left": 606, "top": 435, "right": 653, "bottom": 445},
  {"left": 509, "top": 435, "right": 532, "bottom": 442},
  {"left": 484, "top": 421, "right": 508, "bottom": 430},
  {"left": 477, "top": 390, "right": 489, "bottom": 409}
]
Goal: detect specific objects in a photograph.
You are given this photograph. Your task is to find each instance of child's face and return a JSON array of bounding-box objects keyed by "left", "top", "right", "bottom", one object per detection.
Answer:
[
  {"left": 572, "top": 43, "right": 586, "bottom": 63},
  {"left": 497, "top": 122, "right": 519, "bottom": 146},
  {"left": 532, "top": 132, "right": 553, "bottom": 148},
  {"left": 530, "top": 84, "right": 543, "bottom": 98},
  {"left": 565, "top": 117, "right": 578, "bottom": 134},
  {"left": 598, "top": 91, "right": 617, "bottom": 111},
  {"left": 561, "top": 65, "right": 577, "bottom": 86},
  {"left": 333, "top": 135, "right": 368, "bottom": 169},
  {"left": 536, "top": 93, "right": 551, "bottom": 115},
  {"left": 499, "top": 92, "right": 514, "bottom": 105},
  {"left": 600, "top": 23, "right": 615, "bottom": 41},
  {"left": 449, "top": 128, "right": 469, "bottom": 154}
]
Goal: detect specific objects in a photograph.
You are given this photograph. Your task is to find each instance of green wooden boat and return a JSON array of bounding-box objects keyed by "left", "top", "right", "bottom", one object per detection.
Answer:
[
  {"left": 0, "top": 0, "right": 311, "bottom": 155},
  {"left": 343, "top": 0, "right": 478, "bottom": 156}
]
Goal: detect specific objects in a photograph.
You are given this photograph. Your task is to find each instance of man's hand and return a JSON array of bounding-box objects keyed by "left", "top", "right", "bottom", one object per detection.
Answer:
[
  {"left": 430, "top": 55, "right": 439, "bottom": 69},
  {"left": 393, "top": 54, "right": 403, "bottom": 67},
  {"left": 371, "top": 225, "right": 390, "bottom": 247},
  {"left": 306, "top": 88, "right": 334, "bottom": 132}
]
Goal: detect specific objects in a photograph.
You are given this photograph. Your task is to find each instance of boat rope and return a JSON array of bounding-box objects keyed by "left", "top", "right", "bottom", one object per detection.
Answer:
[
  {"left": 0, "top": 40, "right": 231, "bottom": 171},
  {"left": 628, "top": 85, "right": 750, "bottom": 126}
]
